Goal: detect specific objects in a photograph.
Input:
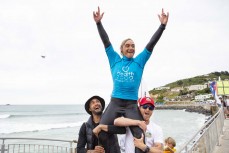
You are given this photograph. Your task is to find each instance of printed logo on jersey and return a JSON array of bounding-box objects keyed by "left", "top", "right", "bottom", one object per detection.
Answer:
[{"left": 116, "top": 66, "right": 134, "bottom": 82}]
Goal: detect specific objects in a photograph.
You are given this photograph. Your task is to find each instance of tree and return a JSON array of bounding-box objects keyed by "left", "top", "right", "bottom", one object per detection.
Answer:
[
  {"left": 213, "top": 71, "right": 221, "bottom": 76},
  {"left": 156, "top": 95, "right": 164, "bottom": 102},
  {"left": 225, "top": 71, "right": 229, "bottom": 75},
  {"left": 177, "top": 80, "right": 183, "bottom": 86}
]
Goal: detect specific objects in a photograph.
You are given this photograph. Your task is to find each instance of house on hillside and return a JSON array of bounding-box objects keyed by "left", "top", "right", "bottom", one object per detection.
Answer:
[
  {"left": 171, "top": 87, "right": 183, "bottom": 92},
  {"left": 188, "top": 84, "right": 207, "bottom": 91},
  {"left": 195, "top": 94, "right": 213, "bottom": 102},
  {"left": 154, "top": 86, "right": 170, "bottom": 90}
]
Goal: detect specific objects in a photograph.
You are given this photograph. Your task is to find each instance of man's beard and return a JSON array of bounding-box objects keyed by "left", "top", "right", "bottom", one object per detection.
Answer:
[{"left": 94, "top": 111, "right": 102, "bottom": 115}]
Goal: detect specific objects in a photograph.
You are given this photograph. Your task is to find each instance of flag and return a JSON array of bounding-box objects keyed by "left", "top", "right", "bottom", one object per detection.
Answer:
[
  {"left": 210, "top": 81, "right": 217, "bottom": 97},
  {"left": 210, "top": 81, "right": 221, "bottom": 106}
]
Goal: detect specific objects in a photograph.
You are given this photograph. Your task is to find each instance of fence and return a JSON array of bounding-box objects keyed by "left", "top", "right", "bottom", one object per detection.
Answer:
[
  {"left": 0, "top": 137, "right": 77, "bottom": 153},
  {"left": 177, "top": 107, "right": 225, "bottom": 153}
]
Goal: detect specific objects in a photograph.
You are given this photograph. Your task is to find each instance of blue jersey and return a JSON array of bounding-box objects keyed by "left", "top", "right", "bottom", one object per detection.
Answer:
[{"left": 105, "top": 45, "right": 152, "bottom": 100}]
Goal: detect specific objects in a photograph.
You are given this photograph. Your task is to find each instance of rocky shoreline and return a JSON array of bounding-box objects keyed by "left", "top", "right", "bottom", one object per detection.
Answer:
[{"left": 155, "top": 105, "right": 212, "bottom": 116}]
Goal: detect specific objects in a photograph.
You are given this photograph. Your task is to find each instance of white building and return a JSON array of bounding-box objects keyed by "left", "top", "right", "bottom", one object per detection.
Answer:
[
  {"left": 154, "top": 86, "right": 170, "bottom": 90},
  {"left": 171, "top": 87, "right": 183, "bottom": 92},
  {"left": 188, "top": 84, "right": 207, "bottom": 91},
  {"left": 195, "top": 94, "right": 213, "bottom": 101}
]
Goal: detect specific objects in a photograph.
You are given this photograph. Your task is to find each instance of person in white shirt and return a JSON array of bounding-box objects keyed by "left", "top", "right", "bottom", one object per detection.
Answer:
[{"left": 114, "top": 97, "right": 163, "bottom": 153}]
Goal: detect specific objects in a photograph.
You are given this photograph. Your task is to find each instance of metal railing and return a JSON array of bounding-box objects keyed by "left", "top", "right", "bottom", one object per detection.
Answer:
[
  {"left": 177, "top": 107, "right": 225, "bottom": 153},
  {"left": 0, "top": 137, "right": 77, "bottom": 153}
]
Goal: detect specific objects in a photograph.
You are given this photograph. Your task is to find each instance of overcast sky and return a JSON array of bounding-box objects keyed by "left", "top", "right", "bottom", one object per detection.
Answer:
[{"left": 0, "top": 0, "right": 228, "bottom": 104}]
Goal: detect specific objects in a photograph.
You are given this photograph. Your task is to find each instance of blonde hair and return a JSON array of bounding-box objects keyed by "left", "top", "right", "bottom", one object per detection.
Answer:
[
  {"left": 120, "top": 38, "right": 133, "bottom": 55},
  {"left": 165, "top": 137, "right": 176, "bottom": 147}
]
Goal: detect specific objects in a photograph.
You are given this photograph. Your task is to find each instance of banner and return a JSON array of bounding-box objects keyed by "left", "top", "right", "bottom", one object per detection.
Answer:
[{"left": 217, "top": 80, "right": 229, "bottom": 95}]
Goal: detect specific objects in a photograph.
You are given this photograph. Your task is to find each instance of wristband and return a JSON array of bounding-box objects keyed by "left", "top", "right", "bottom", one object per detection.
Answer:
[{"left": 144, "top": 145, "right": 150, "bottom": 153}]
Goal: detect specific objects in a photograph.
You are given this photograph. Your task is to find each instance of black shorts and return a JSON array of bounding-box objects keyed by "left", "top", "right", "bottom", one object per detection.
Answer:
[{"left": 100, "top": 97, "right": 143, "bottom": 125}]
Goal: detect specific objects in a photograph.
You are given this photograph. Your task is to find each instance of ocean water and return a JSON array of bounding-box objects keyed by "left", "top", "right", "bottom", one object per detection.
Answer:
[{"left": 0, "top": 105, "right": 206, "bottom": 150}]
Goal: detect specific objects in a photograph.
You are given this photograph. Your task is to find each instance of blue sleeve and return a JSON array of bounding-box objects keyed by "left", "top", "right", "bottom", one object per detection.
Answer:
[
  {"left": 134, "top": 48, "right": 152, "bottom": 68},
  {"left": 105, "top": 45, "right": 121, "bottom": 68}
]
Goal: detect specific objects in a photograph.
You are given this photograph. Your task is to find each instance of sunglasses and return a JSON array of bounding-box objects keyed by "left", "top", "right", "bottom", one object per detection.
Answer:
[{"left": 141, "top": 104, "right": 154, "bottom": 111}]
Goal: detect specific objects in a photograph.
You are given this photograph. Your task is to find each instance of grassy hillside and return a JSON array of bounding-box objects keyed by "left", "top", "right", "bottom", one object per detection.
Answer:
[
  {"left": 149, "top": 71, "right": 229, "bottom": 102},
  {"left": 164, "top": 71, "right": 229, "bottom": 88}
]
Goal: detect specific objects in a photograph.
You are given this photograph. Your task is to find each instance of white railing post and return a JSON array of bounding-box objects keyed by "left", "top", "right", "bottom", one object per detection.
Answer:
[
  {"left": 1, "top": 144, "right": 5, "bottom": 153},
  {"left": 215, "top": 115, "right": 220, "bottom": 146},
  {"left": 69, "top": 142, "right": 73, "bottom": 153}
]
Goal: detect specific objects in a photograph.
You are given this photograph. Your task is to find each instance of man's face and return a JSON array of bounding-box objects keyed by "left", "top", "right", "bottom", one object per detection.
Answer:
[
  {"left": 139, "top": 104, "right": 154, "bottom": 122},
  {"left": 89, "top": 98, "right": 103, "bottom": 115}
]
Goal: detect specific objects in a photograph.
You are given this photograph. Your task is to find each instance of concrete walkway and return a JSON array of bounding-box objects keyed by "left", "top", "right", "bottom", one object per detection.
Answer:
[{"left": 212, "top": 118, "right": 229, "bottom": 153}]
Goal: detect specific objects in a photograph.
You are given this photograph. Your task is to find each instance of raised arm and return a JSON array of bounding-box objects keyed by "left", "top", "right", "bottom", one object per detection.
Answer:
[
  {"left": 146, "top": 8, "right": 169, "bottom": 52},
  {"left": 114, "top": 117, "right": 147, "bottom": 132},
  {"left": 93, "top": 7, "right": 111, "bottom": 48}
]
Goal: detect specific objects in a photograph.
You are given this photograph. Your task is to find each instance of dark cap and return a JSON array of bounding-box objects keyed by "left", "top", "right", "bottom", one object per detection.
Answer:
[{"left": 85, "top": 95, "right": 105, "bottom": 115}]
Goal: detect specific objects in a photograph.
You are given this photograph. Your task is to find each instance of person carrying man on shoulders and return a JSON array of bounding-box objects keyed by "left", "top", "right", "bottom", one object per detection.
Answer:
[
  {"left": 77, "top": 95, "right": 123, "bottom": 153},
  {"left": 114, "top": 97, "right": 164, "bottom": 153}
]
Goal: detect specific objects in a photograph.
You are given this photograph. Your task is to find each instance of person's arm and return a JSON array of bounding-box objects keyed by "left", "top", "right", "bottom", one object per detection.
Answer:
[
  {"left": 96, "top": 22, "right": 111, "bottom": 48},
  {"left": 134, "top": 135, "right": 163, "bottom": 153},
  {"left": 92, "top": 146, "right": 105, "bottom": 153},
  {"left": 93, "top": 124, "right": 126, "bottom": 137},
  {"left": 76, "top": 123, "right": 87, "bottom": 153},
  {"left": 114, "top": 117, "right": 147, "bottom": 132},
  {"left": 146, "top": 8, "right": 169, "bottom": 52},
  {"left": 85, "top": 146, "right": 105, "bottom": 153},
  {"left": 77, "top": 123, "right": 105, "bottom": 153},
  {"left": 164, "top": 146, "right": 175, "bottom": 153},
  {"left": 93, "top": 7, "right": 111, "bottom": 48}
]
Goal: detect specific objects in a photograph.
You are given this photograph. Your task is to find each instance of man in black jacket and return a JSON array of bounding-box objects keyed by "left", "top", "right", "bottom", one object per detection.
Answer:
[{"left": 77, "top": 95, "right": 123, "bottom": 153}]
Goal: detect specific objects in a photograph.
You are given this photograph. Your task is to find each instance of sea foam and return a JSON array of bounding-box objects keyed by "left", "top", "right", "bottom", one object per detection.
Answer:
[
  {"left": 0, "top": 121, "right": 84, "bottom": 134},
  {"left": 0, "top": 114, "right": 11, "bottom": 119}
]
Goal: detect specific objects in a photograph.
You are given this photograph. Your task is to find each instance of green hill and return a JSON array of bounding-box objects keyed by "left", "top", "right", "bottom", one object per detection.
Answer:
[
  {"left": 149, "top": 71, "right": 229, "bottom": 102},
  {"left": 165, "top": 71, "right": 229, "bottom": 88}
]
